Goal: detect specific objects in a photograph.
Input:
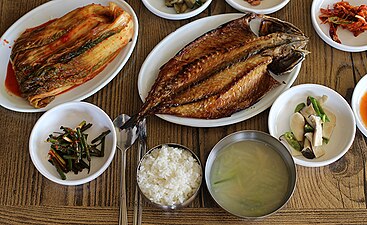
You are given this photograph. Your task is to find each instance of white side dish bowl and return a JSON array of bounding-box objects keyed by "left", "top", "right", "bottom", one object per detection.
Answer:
[
  {"left": 352, "top": 74, "right": 367, "bottom": 137},
  {"left": 311, "top": 0, "right": 367, "bottom": 52},
  {"left": 268, "top": 84, "right": 356, "bottom": 167},
  {"left": 225, "top": 0, "right": 290, "bottom": 14},
  {"left": 29, "top": 102, "right": 117, "bottom": 185},
  {"left": 142, "top": 0, "right": 212, "bottom": 20}
]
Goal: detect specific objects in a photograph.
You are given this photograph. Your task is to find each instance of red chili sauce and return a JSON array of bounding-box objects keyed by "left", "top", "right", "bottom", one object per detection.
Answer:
[
  {"left": 5, "top": 19, "right": 57, "bottom": 97},
  {"left": 360, "top": 92, "right": 367, "bottom": 127},
  {"left": 5, "top": 62, "right": 21, "bottom": 96}
]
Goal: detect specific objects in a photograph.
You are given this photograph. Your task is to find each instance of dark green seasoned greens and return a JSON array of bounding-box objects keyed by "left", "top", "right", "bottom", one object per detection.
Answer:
[
  {"left": 47, "top": 121, "right": 111, "bottom": 180},
  {"left": 165, "top": 0, "right": 206, "bottom": 13}
]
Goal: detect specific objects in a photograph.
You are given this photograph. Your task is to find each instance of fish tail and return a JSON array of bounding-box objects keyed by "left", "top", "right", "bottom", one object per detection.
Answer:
[{"left": 119, "top": 114, "right": 140, "bottom": 130}]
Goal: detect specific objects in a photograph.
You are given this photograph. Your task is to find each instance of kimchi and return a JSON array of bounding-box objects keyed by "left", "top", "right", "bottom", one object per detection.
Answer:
[
  {"left": 10, "top": 3, "right": 134, "bottom": 108},
  {"left": 319, "top": 1, "right": 367, "bottom": 44}
]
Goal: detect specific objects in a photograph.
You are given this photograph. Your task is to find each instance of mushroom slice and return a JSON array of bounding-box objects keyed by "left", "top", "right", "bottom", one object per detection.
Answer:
[
  {"left": 317, "top": 95, "right": 328, "bottom": 106},
  {"left": 300, "top": 104, "right": 316, "bottom": 127},
  {"left": 304, "top": 132, "right": 325, "bottom": 158},
  {"left": 290, "top": 112, "right": 305, "bottom": 142},
  {"left": 301, "top": 137, "right": 315, "bottom": 159},
  {"left": 323, "top": 108, "right": 336, "bottom": 142},
  {"left": 313, "top": 145, "right": 326, "bottom": 158},
  {"left": 309, "top": 115, "right": 323, "bottom": 147}
]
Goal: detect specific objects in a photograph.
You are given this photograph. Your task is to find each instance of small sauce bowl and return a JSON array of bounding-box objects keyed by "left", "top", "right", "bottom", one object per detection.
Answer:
[
  {"left": 136, "top": 143, "right": 202, "bottom": 209},
  {"left": 352, "top": 74, "right": 367, "bottom": 137},
  {"left": 205, "top": 130, "right": 296, "bottom": 218}
]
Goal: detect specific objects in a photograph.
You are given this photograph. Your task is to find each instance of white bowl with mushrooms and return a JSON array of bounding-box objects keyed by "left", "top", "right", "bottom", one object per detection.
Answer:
[{"left": 268, "top": 84, "right": 356, "bottom": 167}]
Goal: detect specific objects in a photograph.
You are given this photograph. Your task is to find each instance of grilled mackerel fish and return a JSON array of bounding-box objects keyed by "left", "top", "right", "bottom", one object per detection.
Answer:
[
  {"left": 123, "top": 14, "right": 308, "bottom": 127},
  {"left": 11, "top": 3, "right": 134, "bottom": 108}
]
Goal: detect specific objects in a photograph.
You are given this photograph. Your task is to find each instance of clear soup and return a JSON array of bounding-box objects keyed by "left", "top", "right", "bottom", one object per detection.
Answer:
[{"left": 210, "top": 140, "right": 290, "bottom": 217}]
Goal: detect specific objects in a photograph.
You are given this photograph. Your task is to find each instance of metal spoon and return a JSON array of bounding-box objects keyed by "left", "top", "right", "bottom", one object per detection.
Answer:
[{"left": 113, "top": 114, "right": 138, "bottom": 225}]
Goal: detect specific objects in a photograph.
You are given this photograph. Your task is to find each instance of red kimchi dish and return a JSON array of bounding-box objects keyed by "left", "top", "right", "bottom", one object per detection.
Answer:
[
  {"left": 10, "top": 3, "right": 134, "bottom": 108},
  {"left": 319, "top": 1, "right": 367, "bottom": 44}
]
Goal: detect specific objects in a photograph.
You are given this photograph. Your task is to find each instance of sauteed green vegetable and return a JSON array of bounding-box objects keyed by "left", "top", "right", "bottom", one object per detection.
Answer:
[{"left": 47, "top": 121, "right": 111, "bottom": 180}]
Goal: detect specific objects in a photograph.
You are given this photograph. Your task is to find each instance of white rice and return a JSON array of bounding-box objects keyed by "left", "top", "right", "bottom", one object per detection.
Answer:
[{"left": 137, "top": 145, "right": 202, "bottom": 206}]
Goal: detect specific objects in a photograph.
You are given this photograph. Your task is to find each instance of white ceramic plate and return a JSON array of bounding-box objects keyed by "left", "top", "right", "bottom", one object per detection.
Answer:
[
  {"left": 142, "top": 0, "right": 212, "bottom": 20},
  {"left": 225, "top": 0, "right": 290, "bottom": 14},
  {"left": 352, "top": 74, "right": 367, "bottom": 137},
  {"left": 0, "top": 0, "right": 138, "bottom": 112},
  {"left": 29, "top": 102, "right": 117, "bottom": 185},
  {"left": 268, "top": 84, "right": 356, "bottom": 167},
  {"left": 311, "top": 0, "right": 367, "bottom": 52},
  {"left": 138, "top": 13, "right": 302, "bottom": 127}
]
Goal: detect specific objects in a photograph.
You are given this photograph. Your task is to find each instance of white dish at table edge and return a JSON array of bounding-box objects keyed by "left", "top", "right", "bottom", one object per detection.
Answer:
[
  {"left": 0, "top": 0, "right": 138, "bottom": 112},
  {"left": 138, "top": 13, "right": 302, "bottom": 128},
  {"left": 311, "top": 0, "right": 367, "bottom": 52},
  {"left": 352, "top": 74, "right": 367, "bottom": 138},
  {"left": 142, "top": 0, "right": 212, "bottom": 20},
  {"left": 268, "top": 84, "right": 356, "bottom": 167},
  {"left": 225, "top": 0, "right": 290, "bottom": 15},
  {"left": 29, "top": 102, "right": 117, "bottom": 186}
]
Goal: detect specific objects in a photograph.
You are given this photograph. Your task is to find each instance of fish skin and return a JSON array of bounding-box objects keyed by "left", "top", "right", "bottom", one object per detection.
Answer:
[
  {"left": 155, "top": 13, "right": 257, "bottom": 82},
  {"left": 165, "top": 40, "right": 308, "bottom": 106},
  {"left": 164, "top": 54, "right": 272, "bottom": 106},
  {"left": 138, "top": 31, "right": 308, "bottom": 119},
  {"left": 156, "top": 59, "right": 279, "bottom": 119},
  {"left": 120, "top": 14, "right": 309, "bottom": 129},
  {"left": 140, "top": 14, "right": 256, "bottom": 111}
]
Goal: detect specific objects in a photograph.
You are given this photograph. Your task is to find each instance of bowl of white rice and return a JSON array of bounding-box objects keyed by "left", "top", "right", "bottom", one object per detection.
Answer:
[{"left": 136, "top": 143, "right": 202, "bottom": 209}]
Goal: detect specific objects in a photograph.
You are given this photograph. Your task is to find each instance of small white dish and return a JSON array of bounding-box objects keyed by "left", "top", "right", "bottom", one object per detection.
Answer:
[
  {"left": 268, "top": 84, "right": 356, "bottom": 167},
  {"left": 0, "top": 0, "right": 138, "bottom": 112},
  {"left": 352, "top": 75, "right": 367, "bottom": 137},
  {"left": 225, "top": 0, "right": 290, "bottom": 14},
  {"left": 29, "top": 102, "right": 117, "bottom": 185},
  {"left": 311, "top": 0, "right": 367, "bottom": 52},
  {"left": 142, "top": 0, "right": 212, "bottom": 20}
]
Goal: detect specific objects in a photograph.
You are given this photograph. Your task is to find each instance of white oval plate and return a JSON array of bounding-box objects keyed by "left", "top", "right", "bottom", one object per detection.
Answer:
[
  {"left": 225, "top": 0, "right": 290, "bottom": 14},
  {"left": 352, "top": 74, "right": 367, "bottom": 137},
  {"left": 29, "top": 102, "right": 117, "bottom": 186},
  {"left": 311, "top": 0, "right": 367, "bottom": 52},
  {"left": 268, "top": 84, "right": 356, "bottom": 167},
  {"left": 142, "top": 0, "right": 212, "bottom": 20},
  {"left": 0, "top": 0, "right": 138, "bottom": 112},
  {"left": 138, "top": 13, "right": 302, "bottom": 128}
]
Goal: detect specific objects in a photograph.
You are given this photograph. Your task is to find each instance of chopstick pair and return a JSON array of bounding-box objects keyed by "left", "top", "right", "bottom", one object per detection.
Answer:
[{"left": 134, "top": 119, "right": 147, "bottom": 225}]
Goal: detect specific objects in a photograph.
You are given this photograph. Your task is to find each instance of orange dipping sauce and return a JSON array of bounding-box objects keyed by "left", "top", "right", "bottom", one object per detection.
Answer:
[{"left": 360, "top": 92, "right": 367, "bottom": 127}]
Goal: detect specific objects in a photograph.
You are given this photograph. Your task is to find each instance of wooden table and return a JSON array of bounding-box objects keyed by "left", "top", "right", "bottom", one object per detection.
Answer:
[{"left": 1, "top": 0, "right": 367, "bottom": 224}]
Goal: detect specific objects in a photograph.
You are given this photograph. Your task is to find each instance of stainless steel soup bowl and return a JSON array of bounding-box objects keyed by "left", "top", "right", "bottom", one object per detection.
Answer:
[
  {"left": 136, "top": 143, "right": 203, "bottom": 210},
  {"left": 205, "top": 130, "right": 296, "bottom": 219}
]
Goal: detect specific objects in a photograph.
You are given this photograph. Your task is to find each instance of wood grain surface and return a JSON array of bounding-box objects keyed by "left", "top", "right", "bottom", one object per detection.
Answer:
[{"left": 0, "top": 0, "right": 367, "bottom": 224}]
